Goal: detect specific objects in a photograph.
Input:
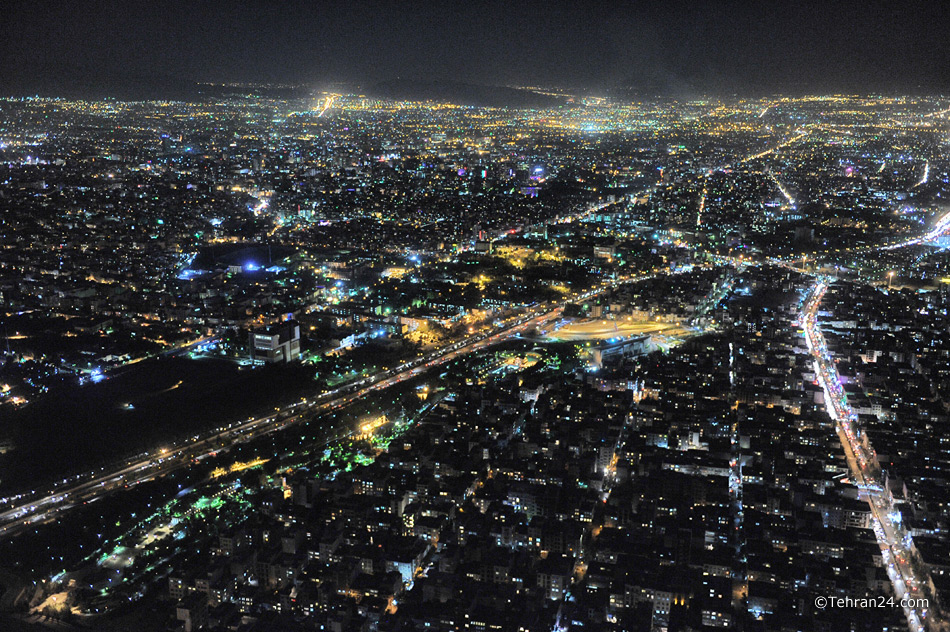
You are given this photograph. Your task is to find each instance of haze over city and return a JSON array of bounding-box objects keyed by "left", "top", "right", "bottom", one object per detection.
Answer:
[
  {"left": 1, "top": 2, "right": 950, "bottom": 632},
  {"left": 3, "top": 0, "right": 950, "bottom": 97}
]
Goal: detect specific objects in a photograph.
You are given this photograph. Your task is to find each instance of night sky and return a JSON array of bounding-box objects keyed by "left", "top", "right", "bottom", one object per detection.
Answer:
[{"left": 2, "top": 0, "right": 949, "bottom": 97}]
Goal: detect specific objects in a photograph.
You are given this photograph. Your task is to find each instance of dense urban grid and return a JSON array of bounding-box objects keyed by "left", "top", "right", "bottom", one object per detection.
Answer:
[{"left": 1, "top": 90, "right": 950, "bottom": 632}]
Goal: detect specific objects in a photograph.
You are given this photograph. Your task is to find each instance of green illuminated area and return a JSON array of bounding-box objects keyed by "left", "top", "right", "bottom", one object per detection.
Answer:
[
  {"left": 11, "top": 331, "right": 575, "bottom": 621},
  {"left": 7, "top": 273, "right": 641, "bottom": 619}
]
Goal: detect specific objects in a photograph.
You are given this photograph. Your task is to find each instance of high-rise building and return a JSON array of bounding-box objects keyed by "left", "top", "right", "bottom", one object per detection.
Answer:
[{"left": 249, "top": 320, "right": 301, "bottom": 363}]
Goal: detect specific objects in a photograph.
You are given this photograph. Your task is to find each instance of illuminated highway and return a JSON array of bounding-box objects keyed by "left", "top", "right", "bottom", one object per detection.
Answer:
[
  {"left": 0, "top": 311, "right": 547, "bottom": 538},
  {"left": 913, "top": 161, "right": 930, "bottom": 189},
  {"left": 315, "top": 94, "right": 339, "bottom": 118},
  {"left": 879, "top": 207, "right": 950, "bottom": 251},
  {"left": 736, "top": 127, "right": 810, "bottom": 165},
  {"left": 767, "top": 169, "right": 796, "bottom": 206},
  {"left": 801, "top": 282, "right": 940, "bottom": 632},
  {"left": 695, "top": 182, "right": 708, "bottom": 227},
  {"left": 0, "top": 269, "right": 660, "bottom": 540}
]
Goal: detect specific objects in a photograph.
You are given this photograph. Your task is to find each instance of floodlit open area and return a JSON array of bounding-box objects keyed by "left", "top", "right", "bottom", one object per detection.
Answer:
[{"left": 544, "top": 318, "right": 689, "bottom": 342}]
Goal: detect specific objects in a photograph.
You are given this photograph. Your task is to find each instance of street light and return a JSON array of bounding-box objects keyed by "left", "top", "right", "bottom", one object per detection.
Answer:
[{"left": 888, "top": 270, "right": 895, "bottom": 289}]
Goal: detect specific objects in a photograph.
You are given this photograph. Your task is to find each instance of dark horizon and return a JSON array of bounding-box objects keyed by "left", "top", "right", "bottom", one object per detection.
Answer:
[{"left": 2, "top": 0, "right": 950, "bottom": 100}]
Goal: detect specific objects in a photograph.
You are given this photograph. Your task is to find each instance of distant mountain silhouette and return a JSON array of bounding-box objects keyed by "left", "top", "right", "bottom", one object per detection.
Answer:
[
  {"left": 197, "top": 84, "right": 312, "bottom": 100},
  {"left": 0, "top": 62, "right": 317, "bottom": 101},
  {"left": 369, "top": 79, "right": 567, "bottom": 108},
  {"left": 0, "top": 62, "right": 202, "bottom": 100}
]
